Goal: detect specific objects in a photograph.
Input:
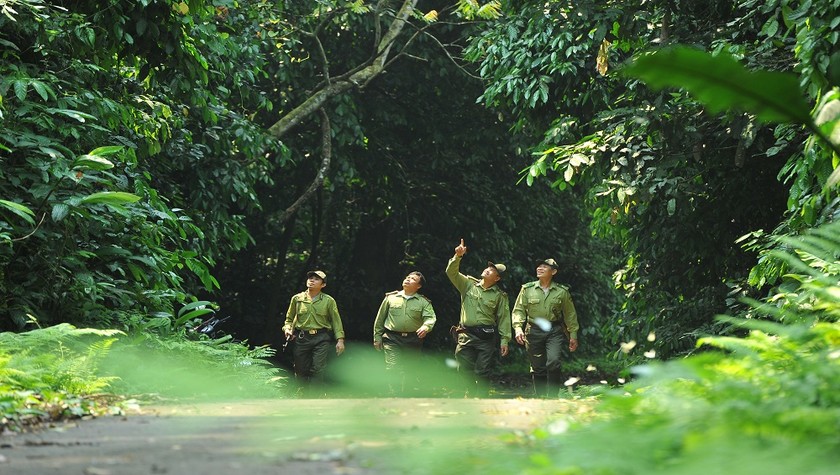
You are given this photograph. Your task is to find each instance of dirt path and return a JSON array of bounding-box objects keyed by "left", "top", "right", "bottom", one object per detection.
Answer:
[{"left": 0, "top": 397, "right": 592, "bottom": 474}]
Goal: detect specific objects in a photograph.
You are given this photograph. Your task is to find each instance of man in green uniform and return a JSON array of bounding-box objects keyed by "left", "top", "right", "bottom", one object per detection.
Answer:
[
  {"left": 283, "top": 270, "right": 345, "bottom": 391},
  {"left": 512, "top": 258, "right": 579, "bottom": 397},
  {"left": 446, "top": 238, "right": 511, "bottom": 396},
  {"left": 373, "top": 271, "right": 436, "bottom": 393}
]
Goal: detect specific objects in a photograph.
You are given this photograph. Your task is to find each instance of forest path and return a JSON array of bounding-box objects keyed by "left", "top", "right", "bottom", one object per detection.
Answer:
[{"left": 0, "top": 397, "right": 592, "bottom": 474}]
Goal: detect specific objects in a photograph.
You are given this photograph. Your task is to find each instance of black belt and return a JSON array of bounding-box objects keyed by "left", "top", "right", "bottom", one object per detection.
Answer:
[
  {"left": 464, "top": 324, "right": 496, "bottom": 334},
  {"left": 385, "top": 328, "right": 416, "bottom": 337},
  {"left": 295, "top": 327, "right": 330, "bottom": 338}
]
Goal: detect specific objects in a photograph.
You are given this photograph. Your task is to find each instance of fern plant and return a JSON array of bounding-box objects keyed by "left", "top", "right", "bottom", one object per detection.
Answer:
[{"left": 0, "top": 324, "right": 126, "bottom": 432}]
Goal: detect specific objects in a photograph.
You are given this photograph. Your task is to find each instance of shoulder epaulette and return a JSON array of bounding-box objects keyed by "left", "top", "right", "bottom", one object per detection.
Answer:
[
  {"left": 523, "top": 281, "right": 538, "bottom": 289},
  {"left": 467, "top": 275, "right": 480, "bottom": 284},
  {"left": 385, "top": 290, "right": 399, "bottom": 296},
  {"left": 417, "top": 293, "right": 432, "bottom": 303}
]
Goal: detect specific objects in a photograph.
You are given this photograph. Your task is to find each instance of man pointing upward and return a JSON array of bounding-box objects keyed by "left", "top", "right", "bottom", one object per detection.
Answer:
[{"left": 445, "top": 238, "right": 511, "bottom": 396}]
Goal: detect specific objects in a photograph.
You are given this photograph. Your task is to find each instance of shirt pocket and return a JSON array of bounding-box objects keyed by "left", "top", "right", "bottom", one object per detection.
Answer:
[
  {"left": 479, "top": 294, "right": 498, "bottom": 315},
  {"left": 406, "top": 306, "right": 423, "bottom": 322}
]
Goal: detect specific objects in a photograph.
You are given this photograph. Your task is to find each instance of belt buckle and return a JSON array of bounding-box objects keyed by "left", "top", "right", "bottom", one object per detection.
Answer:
[
  {"left": 308, "top": 329, "right": 317, "bottom": 335},
  {"left": 400, "top": 332, "right": 408, "bottom": 337}
]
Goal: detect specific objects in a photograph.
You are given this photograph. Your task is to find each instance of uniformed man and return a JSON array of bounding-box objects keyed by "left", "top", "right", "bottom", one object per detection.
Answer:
[
  {"left": 373, "top": 271, "right": 436, "bottom": 393},
  {"left": 445, "top": 239, "right": 511, "bottom": 396},
  {"left": 512, "top": 258, "right": 579, "bottom": 397},
  {"left": 283, "top": 270, "right": 345, "bottom": 390}
]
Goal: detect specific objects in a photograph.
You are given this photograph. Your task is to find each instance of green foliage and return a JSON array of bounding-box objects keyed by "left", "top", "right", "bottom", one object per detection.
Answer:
[
  {"left": 0, "top": 323, "right": 124, "bottom": 432},
  {"left": 0, "top": 324, "right": 122, "bottom": 394},
  {"left": 465, "top": 0, "right": 839, "bottom": 357},
  {"left": 0, "top": 0, "right": 278, "bottom": 330}
]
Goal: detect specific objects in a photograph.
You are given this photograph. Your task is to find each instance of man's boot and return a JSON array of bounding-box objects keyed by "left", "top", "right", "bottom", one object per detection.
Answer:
[
  {"left": 532, "top": 374, "right": 547, "bottom": 398},
  {"left": 545, "top": 373, "right": 561, "bottom": 399}
]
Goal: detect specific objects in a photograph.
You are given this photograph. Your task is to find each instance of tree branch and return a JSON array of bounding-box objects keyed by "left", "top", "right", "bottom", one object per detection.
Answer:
[
  {"left": 386, "top": 18, "right": 483, "bottom": 80},
  {"left": 267, "top": 0, "right": 420, "bottom": 139},
  {"left": 281, "top": 109, "right": 332, "bottom": 225}
]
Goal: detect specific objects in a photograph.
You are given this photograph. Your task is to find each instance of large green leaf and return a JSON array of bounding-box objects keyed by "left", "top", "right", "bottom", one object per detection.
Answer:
[
  {"left": 0, "top": 199, "right": 36, "bottom": 225},
  {"left": 623, "top": 46, "right": 812, "bottom": 124},
  {"left": 88, "top": 146, "right": 124, "bottom": 156},
  {"left": 79, "top": 192, "right": 141, "bottom": 205},
  {"left": 72, "top": 155, "right": 114, "bottom": 171},
  {"left": 178, "top": 300, "right": 215, "bottom": 318}
]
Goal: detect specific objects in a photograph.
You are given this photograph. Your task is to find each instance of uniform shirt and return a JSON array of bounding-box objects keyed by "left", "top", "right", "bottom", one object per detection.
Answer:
[
  {"left": 372, "top": 290, "right": 437, "bottom": 344},
  {"left": 283, "top": 291, "right": 345, "bottom": 339},
  {"left": 511, "top": 281, "right": 579, "bottom": 339},
  {"left": 445, "top": 256, "right": 512, "bottom": 346}
]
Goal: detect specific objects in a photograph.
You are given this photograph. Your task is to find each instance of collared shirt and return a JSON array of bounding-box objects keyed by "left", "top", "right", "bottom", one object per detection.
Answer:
[
  {"left": 283, "top": 291, "right": 345, "bottom": 339},
  {"left": 511, "top": 280, "right": 579, "bottom": 339},
  {"left": 445, "top": 256, "right": 512, "bottom": 346},
  {"left": 373, "top": 290, "right": 436, "bottom": 343}
]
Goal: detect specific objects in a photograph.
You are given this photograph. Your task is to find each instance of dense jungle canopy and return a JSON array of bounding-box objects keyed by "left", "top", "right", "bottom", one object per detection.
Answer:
[{"left": 1, "top": 0, "right": 838, "bottom": 364}]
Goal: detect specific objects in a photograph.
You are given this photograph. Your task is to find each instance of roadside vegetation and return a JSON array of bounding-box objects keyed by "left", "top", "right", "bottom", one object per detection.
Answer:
[{"left": 0, "top": 319, "right": 285, "bottom": 433}]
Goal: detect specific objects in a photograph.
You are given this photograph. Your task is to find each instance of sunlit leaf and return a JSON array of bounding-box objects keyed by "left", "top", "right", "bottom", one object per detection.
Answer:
[
  {"left": 72, "top": 155, "right": 114, "bottom": 170},
  {"left": 0, "top": 199, "right": 35, "bottom": 225},
  {"left": 174, "top": 308, "right": 215, "bottom": 327},
  {"left": 177, "top": 300, "right": 215, "bottom": 318},
  {"left": 79, "top": 192, "right": 141, "bottom": 205},
  {"left": 88, "top": 146, "right": 124, "bottom": 156},
  {"left": 596, "top": 39, "right": 610, "bottom": 76},
  {"left": 423, "top": 10, "right": 439, "bottom": 22}
]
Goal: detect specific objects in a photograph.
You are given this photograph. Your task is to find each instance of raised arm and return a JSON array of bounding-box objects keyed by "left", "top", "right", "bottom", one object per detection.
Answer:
[{"left": 445, "top": 238, "right": 470, "bottom": 294}]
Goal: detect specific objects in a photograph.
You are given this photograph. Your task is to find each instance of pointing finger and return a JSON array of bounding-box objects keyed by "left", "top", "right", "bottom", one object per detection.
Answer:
[{"left": 459, "top": 238, "right": 464, "bottom": 246}]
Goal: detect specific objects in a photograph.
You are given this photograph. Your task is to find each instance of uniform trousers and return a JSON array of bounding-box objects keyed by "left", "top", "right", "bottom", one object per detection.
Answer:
[
  {"left": 454, "top": 332, "right": 497, "bottom": 396},
  {"left": 292, "top": 330, "right": 332, "bottom": 384},
  {"left": 525, "top": 323, "right": 567, "bottom": 397},
  {"left": 382, "top": 331, "right": 423, "bottom": 394}
]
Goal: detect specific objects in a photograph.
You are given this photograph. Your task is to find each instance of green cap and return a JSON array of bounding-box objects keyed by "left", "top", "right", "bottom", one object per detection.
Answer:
[
  {"left": 538, "top": 258, "right": 559, "bottom": 269},
  {"left": 307, "top": 270, "right": 327, "bottom": 281},
  {"left": 488, "top": 261, "right": 507, "bottom": 277}
]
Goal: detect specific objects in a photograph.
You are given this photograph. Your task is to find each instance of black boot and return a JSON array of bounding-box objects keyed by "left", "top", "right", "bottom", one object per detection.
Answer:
[
  {"left": 532, "top": 374, "right": 547, "bottom": 398},
  {"left": 545, "top": 373, "right": 561, "bottom": 399}
]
